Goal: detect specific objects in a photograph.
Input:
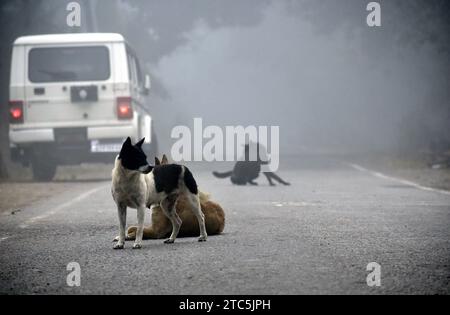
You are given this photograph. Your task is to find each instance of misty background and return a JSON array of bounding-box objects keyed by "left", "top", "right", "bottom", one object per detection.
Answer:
[{"left": 0, "top": 0, "right": 449, "bottom": 178}]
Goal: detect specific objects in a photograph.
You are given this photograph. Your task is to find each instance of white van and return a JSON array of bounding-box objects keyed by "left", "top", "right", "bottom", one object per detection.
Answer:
[{"left": 9, "top": 33, "right": 157, "bottom": 181}]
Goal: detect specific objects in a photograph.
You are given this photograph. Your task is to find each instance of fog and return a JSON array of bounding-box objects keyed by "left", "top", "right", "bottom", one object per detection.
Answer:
[
  {"left": 1, "top": 1, "right": 450, "bottom": 294},
  {"left": 153, "top": 2, "right": 444, "bottom": 154},
  {"left": 137, "top": 0, "right": 449, "bottom": 155},
  {"left": 1, "top": 0, "right": 449, "bottom": 159}
]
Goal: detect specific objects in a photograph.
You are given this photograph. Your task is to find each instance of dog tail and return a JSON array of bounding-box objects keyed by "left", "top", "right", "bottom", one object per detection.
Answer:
[
  {"left": 198, "top": 191, "right": 211, "bottom": 203},
  {"left": 184, "top": 167, "right": 198, "bottom": 195},
  {"left": 212, "top": 171, "right": 233, "bottom": 178}
]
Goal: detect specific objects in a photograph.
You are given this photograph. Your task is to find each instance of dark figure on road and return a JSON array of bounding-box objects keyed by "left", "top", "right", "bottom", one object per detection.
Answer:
[{"left": 213, "top": 143, "right": 290, "bottom": 186}]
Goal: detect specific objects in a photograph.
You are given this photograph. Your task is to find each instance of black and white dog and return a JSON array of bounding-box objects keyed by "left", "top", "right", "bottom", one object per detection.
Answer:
[{"left": 111, "top": 137, "right": 207, "bottom": 249}]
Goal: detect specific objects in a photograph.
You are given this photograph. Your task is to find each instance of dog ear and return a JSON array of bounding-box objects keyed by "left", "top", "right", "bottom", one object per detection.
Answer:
[
  {"left": 124, "top": 137, "right": 132, "bottom": 147},
  {"left": 136, "top": 137, "right": 145, "bottom": 147},
  {"left": 161, "top": 154, "right": 169, "bottom": 164},
  {"left": 154, "top": 157, "right": 161, "bottom": 165}
]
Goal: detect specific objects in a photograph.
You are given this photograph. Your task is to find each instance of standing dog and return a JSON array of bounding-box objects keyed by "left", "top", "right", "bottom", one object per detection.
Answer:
[
  {"left": 111, "top": 137, "right": 207, "bottom": 249},
  {"left": 118, "top": 154, "right": 225, "bottom": 240}
]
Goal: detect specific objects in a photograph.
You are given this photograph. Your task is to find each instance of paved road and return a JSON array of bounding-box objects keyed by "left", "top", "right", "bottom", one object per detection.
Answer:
[{"left": 0, "top": 156, "right": 449, "bottom": 294}]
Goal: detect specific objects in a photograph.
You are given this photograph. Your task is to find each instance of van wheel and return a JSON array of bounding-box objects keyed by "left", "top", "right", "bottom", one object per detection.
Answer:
[{"left": 31, "top": 157, "right": 57, "bottom": 182}]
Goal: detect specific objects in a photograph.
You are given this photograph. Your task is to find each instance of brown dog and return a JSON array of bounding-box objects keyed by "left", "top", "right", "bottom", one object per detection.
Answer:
[{"left": 120, "top": 155, "right": 225, "bottom": 240}]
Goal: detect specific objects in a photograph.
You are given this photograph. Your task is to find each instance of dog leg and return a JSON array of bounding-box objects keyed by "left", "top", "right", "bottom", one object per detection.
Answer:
[
  {"left": 133, "top": 206, "right": 145, "bottom": 249},
  {"left": 160, "top": 194, "right": 182, "bottom": 244},
  {"left": 188, "top": 194, "right": 208, "bottom": 242},
  {"left": 265, "top": 172, "right": 290, "bottom": 186},
  {"left": 119, "top": 225, "right": 167, "bottom": 240},
  {"left": 113, "top": 204, "right": 127, "bottom": 249},
  {"left": 263, "top": 172, "right": 276, "bottom": 186},
  {"left": 113, "top": 232, "right": 135, "bottom": 242}
]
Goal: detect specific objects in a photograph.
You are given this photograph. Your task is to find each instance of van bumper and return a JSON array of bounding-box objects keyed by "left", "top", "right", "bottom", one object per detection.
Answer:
[
  {"left": 9, "top": 125, "right": 138, "bottom": 165},
  {"left": 9, "top": 128, "right": 55, "bottom": 143},
  {"left": 9, "top": 125, "right": 135, "bottom": 144}
]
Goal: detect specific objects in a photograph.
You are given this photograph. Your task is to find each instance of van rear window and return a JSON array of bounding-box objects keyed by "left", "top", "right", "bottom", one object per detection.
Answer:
[{"left": 28, "top": 46, "right": 110, "bottom": 82}]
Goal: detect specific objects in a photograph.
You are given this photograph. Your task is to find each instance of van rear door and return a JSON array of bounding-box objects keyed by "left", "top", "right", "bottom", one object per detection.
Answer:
[{"left": 24, "top": 45, "right": 117, "bottom": 124}]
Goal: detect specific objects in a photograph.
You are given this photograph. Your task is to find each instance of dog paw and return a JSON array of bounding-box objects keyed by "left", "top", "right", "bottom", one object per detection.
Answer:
[
  {"left": 132, "top": 243, "right": 142, "bottom": 249},
  {"left": 198, "top": 236, "right": 207, "bottom": 242},
  {"left": 113, "top": 243, "right": 124, "bottom": 250},
  {"left": 164, "top": 239, "right": 175, "bottom": 244},
  {"left": 112, "top": 235, "right": 121, "bottom": 242}
]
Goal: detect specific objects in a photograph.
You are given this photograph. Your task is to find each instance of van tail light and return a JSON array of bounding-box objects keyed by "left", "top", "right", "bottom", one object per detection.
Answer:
[
  {"left": 9, "top": 100, "right": 24, "bottom": 124},
  {"left": 116, "top": 97, "right": 133, "bottom": 120}
]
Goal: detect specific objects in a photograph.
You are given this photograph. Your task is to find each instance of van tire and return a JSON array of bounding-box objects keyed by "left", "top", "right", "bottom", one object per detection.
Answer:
[{"left": 31, "top": 157, "right": 57, "bottom": 182}]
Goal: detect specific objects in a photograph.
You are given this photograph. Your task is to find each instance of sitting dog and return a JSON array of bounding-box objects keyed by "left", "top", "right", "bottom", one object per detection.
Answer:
[
  {"left": 213, "top": 143, "right": 290, "bottom": 186},
  {"left": 118, "top": 154, "right": 225, "bottom": 240},
  {"left": 111, "top": 137, "right": 207, "bottom": 249}
]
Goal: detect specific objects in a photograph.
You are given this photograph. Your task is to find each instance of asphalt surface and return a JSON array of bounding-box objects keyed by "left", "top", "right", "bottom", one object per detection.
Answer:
[{"left": 0, "top": 156, "right": 449, "bottom": 294}]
